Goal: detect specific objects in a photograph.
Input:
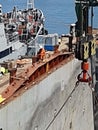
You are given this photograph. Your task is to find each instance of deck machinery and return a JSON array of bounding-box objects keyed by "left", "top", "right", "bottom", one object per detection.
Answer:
[{"left": 75, "top": 0, "right": 98, "bottom": 86}]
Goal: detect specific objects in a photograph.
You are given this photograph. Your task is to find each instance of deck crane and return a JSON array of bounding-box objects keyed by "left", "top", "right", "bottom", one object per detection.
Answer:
[{"left": 75, "top": 0, "right": 98, "bottom": 85}]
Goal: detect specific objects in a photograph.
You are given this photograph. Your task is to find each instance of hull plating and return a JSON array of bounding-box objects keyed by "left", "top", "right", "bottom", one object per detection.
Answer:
[{"left": 0, "top": 59, "right": 94, "bottom": 130}]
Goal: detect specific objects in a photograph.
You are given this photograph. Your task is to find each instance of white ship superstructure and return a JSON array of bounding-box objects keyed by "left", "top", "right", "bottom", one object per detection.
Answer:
[
  {"left": 0, "top": 0, "right": 47, "bottom": 63},
  {"left": 0, "top": 5, "right": 27, "bottom": 62}
]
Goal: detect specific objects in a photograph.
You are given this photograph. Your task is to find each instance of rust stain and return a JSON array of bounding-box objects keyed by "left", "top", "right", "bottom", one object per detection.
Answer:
[{"left": 0, "top": 52, "right": 74, "bottom": 104}]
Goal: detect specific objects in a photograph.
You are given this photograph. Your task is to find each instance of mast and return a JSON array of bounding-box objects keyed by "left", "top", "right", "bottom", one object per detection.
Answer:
[{"left": 27, "top": 0, "right": 34, "bottom": 9}]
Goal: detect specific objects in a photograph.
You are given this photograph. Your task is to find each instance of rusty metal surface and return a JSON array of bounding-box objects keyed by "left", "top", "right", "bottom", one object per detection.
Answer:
[{"left": 0, "top": 52, "right": 74, "bottom": 104}]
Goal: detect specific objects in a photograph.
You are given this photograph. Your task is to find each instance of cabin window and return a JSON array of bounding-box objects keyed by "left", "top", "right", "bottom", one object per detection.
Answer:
[{"left": 0, "top": 47, "right": 12, "bottom": 58}]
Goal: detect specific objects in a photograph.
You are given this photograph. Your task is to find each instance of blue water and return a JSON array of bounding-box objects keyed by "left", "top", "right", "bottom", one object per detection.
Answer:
[{"left": 0, "top": 0, "right": 98, "bottom": 35}]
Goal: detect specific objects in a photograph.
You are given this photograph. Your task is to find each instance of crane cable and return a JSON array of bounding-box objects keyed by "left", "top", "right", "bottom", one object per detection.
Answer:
[
  {"left": 45, "top": 81, "right": 80, "bottom": 130},
  {"left": 44, "top": 78, "right": 98, "bottom": 130}
]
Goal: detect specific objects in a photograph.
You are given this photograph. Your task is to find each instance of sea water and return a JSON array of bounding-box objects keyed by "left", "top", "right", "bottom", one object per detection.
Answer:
[{"left": 0, "top": 0, "right": 98, "bottom": 35}]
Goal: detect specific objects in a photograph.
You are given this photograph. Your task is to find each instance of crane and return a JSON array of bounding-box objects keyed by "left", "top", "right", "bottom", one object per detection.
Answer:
[
  {"left": 75, "top": 0, "right": 98, "bottom": 38},
  {"left": 74, "top": 0, "right": 98, "bottom": 85}
]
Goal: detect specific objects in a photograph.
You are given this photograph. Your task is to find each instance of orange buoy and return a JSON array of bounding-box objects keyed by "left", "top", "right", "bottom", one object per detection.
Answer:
[
  {"left": 81, "top": 61, "right": 89, "bottom": 71},
  {"left": 77, "top": 61, "right": 92, "bottom": 83}
]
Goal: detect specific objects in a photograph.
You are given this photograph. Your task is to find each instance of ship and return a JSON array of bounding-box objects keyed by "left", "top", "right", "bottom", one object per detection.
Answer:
[
  {"left": 0, "top": 0, "right": 98, "bottom": 130},
  {"left": 0, "top": 35, "right": 95, "bottom": 130},
  {"left": 0, "top": 0, "right": 47, "bottom": 63}
]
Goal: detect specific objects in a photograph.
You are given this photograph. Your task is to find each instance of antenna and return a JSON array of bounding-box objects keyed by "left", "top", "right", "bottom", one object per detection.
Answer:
[{"left": 27, "top": 0, "right": 34, "bottom": 9}]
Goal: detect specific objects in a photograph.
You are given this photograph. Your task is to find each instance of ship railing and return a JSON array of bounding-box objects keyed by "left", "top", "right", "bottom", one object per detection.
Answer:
[
  {"left": 19, "top": 33, "right": 30, "bottom": 43},
  {"left": 6, "top": 32, "right": 19, "bottom": 44}
]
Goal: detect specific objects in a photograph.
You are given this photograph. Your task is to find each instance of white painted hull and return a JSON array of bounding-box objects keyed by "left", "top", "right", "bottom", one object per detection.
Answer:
[
  {"left": 0, "top": 59, "right": 94, "bottom": 130},
  {"left": 0, "top": 44, "right": 27, "bottom": 63}
]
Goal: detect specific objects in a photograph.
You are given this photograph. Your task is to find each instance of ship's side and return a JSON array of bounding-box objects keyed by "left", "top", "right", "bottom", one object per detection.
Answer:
[{"left": 0, "top": 58, "right": 94, "bottom": 130}]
